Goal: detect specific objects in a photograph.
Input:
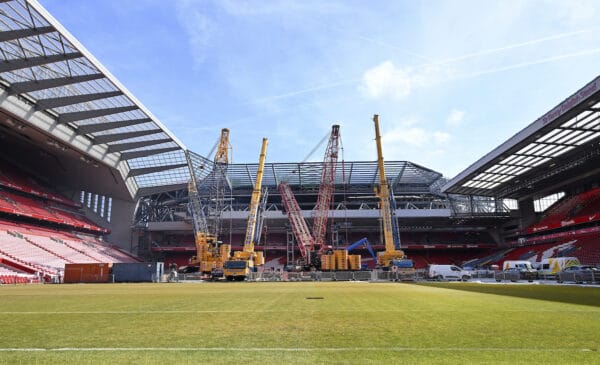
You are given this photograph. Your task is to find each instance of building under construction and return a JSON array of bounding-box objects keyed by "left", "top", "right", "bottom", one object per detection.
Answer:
[{"left": 0, "top": 0, "right": 599, "bottom": 282}]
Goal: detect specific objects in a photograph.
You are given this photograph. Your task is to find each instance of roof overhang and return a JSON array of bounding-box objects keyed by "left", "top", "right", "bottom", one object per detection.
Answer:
[
  {"left": 0, "top": 0, "right": 189, "bottom": 198},
  {"left": 442, "top": 75, "right": 600, "bottom": 198}
]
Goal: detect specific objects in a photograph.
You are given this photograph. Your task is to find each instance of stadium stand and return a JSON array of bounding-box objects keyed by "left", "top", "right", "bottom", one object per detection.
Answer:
[
  {"left": 0, "top": 219, "right": 138, "bottom": 280},
  {"left": 526, "top": 187, "right": 600, "bottom": 234},
  {"left": 0, "top": 160, "right": 80, "bottom": 208},
  {"left": 0, "top": 186, "right": 107, "bottom": 233},
  {"left": 0, "top": 0, "right": 599, "bottom": 279}
]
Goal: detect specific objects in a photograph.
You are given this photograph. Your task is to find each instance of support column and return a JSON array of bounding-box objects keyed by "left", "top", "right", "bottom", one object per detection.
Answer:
[{"left": 518, "top": 197, "right": 536, "bottom": 230}]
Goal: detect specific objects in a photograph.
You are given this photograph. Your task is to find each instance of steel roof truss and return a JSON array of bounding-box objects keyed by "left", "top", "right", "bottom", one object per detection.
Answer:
[
  {"left": 127, "top": 163, "right": 188, "bottom": 178},
  {"left": 0, "top": 26, "right": 54, "bottom": 43},
  {"left": 536, "top": 128, "right": 561, "bottom": 143},
  {"left": 58, "top": 105, "right": 138, "bottom": 123},
  {"left": 575, "top": 131, "right": 600, "bottom": 145},
  {"left": 572, "top": 111, "right": 599, "bottom": 128},
  {"left": 545, "top": 129, "right": 572, "bottom": 144},
  {"left": 0, "top": 51, "right": 82, "bottom": 73},
  {"left": 119, "top": 146, "right": 181, "bottom": 160},
  {"left": 35, "top": 90, "right": 122, "bottom": 110},
  {"left": 76, "top": 117, "right": 151, "bottom": 134},
  {"left": 107, "top": 138, "right": 172, "bottom": 153},
  {"left": 8, "top": 73, "right": 104, "bottom": 94},
  {"left": 92, "top": 129, "right": 162, "bottom": 144}
]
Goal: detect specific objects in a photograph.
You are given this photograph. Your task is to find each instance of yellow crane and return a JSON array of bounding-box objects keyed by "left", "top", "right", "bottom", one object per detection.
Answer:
[
  {"left": 373, "top": 114, "right": 408, "bottom": 268},
  {"left": 186, "top": 128, "right": 231, "bottom": 279},
  {"left": 224, "top": 137, "right": 268, "bottom": 280}
]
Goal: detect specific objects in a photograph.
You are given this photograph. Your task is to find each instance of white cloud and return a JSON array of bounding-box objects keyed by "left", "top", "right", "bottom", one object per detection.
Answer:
[
  {"left": 446, "top": 109, "right": 465, "bottom": 126},
  {"left": 382, "top": 126, "right": 451, "bottom": 147},
  {"left": 552, "top": 0, "right": 598, "bottom": 27},
  {"left": 382, "top": 126, "right": 428, "bottom": 146},
  {"left": 433, "top": 131, "right": 452, "bottom": 143},
  {"left": 176, "top": 3, "right": 216, "bottom": 66},
  {"left": 360, "top": 61, "right": 411, "bottom": 100}
]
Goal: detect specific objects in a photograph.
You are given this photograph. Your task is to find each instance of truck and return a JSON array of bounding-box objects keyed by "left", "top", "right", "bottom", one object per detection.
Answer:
[
  {"left": 428, "top": 264, "right": 471, "bottom": 281},
  {"left": 496, "top": 260, "right": 537, "bottom": 282},
  {"left": 537, "top": 257, "right": 580, "bottom": 277}
]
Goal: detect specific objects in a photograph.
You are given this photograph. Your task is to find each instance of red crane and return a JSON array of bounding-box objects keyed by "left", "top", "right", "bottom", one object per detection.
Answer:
[
  {"left": 278, "top": 125, "right": 341, "bottom": 266},
  {"left": 278, "top": 182, "right": 314, "bottom": 263},
  {"left": 312, "top": 124, "right": 340, "bottom": 252}
]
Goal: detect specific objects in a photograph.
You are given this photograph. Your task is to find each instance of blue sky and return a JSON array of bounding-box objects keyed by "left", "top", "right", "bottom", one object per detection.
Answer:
[{"left": 39, "top": 0, "right": 600, "bottom": 178}]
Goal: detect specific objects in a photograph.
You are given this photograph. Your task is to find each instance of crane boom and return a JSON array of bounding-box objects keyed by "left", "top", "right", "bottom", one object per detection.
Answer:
[
  {"left": 346, "top": 237, "right": 377, "bottom": 262},
  {"left": 185, "top": 151, "right": 210, "bottom": 243},
  {"left": 374, "top": 115, "right": 396, "bottom": 253},
  {"left": 214, "top": 128, "right": 230, "bottom": 164},
  {"left": 243, "top": 138, "right": 268, "bottom": 253},
  {"left": 373, "top": 114, "right": 406, "bottom": 267},
  {"left": 278, "top": 182, "right": 314, "bottom": 262},
  {"left": 312, "top": 124, "right": 340, "bottom": 251},
  {"left": 253, "top": 187, "right": 269, "bottom": 244}
]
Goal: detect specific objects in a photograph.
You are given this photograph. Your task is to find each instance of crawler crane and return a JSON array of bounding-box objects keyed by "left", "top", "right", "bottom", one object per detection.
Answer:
[
  {"left": 372, "top": 115, "right": 411, "bottom": 269},
  {"left": 186, "top": 128, "right": 231, "bottom": 279},
  {"left": 279, "top": 125, "right": 340, "bottom": 268},
  {"left": 223, "top": 138, "right": 269, "bottom": 280}
]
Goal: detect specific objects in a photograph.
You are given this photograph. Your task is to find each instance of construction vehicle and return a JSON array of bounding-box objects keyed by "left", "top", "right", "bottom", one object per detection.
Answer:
[
  {"left": 223, "top": 138, "right": 268, "bottom": 280},
  {"left": 313, "top": 124, "right": 341, "bottom": 254},
  {"left": 279, "top": 125, "right": 341, "bottom": 269},
  {"left": 372, "top": 115, "right": 413, "bottom": 271},
  {"left": 346, "top": 237, "right": 377, "bottom": 266},
  {"left": 186, "top": 128, "right": 231, "bottom": 279}
]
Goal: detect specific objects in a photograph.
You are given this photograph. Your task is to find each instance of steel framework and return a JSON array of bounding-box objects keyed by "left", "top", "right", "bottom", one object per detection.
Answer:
[
  {"left": 312, "top": 125, "right": 340, "bottom": 252},
  {"left": 278, "top": 182, "right": 313, "bottom": 262}
]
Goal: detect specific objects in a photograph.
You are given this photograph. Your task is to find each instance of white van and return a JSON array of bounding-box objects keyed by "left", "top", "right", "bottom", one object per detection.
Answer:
[
  {"left": 537, "top": 257, "right": 580, "bottom": 276},
  {"left": 428, "top": 265, "right": 471, "bottom": 281},
  {"left": 502, "top": 260, "right": 534, "bottom": 271}
]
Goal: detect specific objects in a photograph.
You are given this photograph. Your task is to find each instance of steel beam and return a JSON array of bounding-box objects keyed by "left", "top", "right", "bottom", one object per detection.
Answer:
[
  {"left": 77, "top": 118, "right": 151, "bottom": 134},
  {"left": 58, "top": 105, "right": 138, "bottom": 123},
  {"left": 8, "top": 73, "right": 104, "bottom": 95},
  {"left": 0, "top": 26, "right": 54, "bottom": 42},
  {"left": 128, "top": 163, "right": 188, "bottom": 177},
  {"left": 107, "top": 138, "right": 172, "bottom": 153},
  {"left": 92, "top": 129, "right": 162, "bottom": 144},
  {"left": 0, "top": 52, "right": 82, "bottom": 73},
  {"left": 119, "top": 146, "right": 181, "bottom": 160},
  {"left": 36, "top": 90, "right": 122, "bottom": 110}
]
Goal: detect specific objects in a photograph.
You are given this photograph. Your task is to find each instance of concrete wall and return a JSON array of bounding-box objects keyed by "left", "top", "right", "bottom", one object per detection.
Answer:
[{"left": 107, "top": 197, "right": 137, "bottom": 252}]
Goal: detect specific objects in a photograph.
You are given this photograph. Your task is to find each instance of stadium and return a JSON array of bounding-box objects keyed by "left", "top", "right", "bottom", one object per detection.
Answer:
[{"left": 0, "top": 1, "right": 599, "bottom": 364}]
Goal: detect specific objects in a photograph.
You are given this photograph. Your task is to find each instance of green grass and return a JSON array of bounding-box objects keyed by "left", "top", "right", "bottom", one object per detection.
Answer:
[{"left": 0, "top": 282, "right": 599, "bottom": 364}]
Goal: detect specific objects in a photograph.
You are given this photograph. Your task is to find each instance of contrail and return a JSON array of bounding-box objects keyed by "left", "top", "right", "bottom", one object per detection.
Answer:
[
  {"left": 330, "top": 26, "right": 432, "bottom": 61},
  {"left": 353, "top": 34, "right": 431, "bottom": 61},
  {"left": 243, "top": 28, "right": 599, "bottom": 105},
  {"left": 458, "top": 48, "right": 600, "bottom": 79},
  {"left": 427, "top": 28, "right": 599, "bottom": 67},
  {"left": 242, "top": 78, "right": 359, "bottom": 105}
]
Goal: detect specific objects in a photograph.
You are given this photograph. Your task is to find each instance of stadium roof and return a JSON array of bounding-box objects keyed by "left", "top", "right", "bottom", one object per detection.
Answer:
[
  {"left": 443, "top": 75, "right": 600, "bottom": 199},
  {"left": 0, "top": 0, "right": 188, "bottom": 198},
  {"left": 186, "top": 149, "right": 445, "bottom": 195}
]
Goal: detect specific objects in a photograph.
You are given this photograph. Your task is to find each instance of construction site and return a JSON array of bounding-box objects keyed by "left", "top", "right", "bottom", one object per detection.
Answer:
[
  {"left": 127, "top": 112, "right": 503, "bottom": 282},
  {"left": 0, "top": 0, "right": 598, "bottom": 284}
]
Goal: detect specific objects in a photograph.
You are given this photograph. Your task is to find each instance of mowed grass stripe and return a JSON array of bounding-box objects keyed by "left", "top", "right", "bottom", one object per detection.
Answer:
[
  {"left": 1, "top": 309, "right": 598, "bottom": 314},
  {"left": 1, "top": 282, "right": 599, "bottom": 364},
  {"left": 0, "top": 347, "right": 597, "bottom": 352}
]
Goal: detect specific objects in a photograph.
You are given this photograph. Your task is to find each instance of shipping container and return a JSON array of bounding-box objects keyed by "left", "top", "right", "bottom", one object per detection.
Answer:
[
  {"left": 64, "top": 263, "right": 111, "bottom": 283},
  {"left": 112, "top": 262, "right": 164, "bottom": 282}
]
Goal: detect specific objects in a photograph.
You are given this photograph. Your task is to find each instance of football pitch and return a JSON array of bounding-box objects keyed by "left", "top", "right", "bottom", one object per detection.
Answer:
[{"left": 0, "top": 282, "right": 599, "bottom": 364}]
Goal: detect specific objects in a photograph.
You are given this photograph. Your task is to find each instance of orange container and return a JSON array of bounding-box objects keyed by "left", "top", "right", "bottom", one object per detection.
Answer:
[{"left": 64, "top": 263, "right": 111, "bottom": 283}]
